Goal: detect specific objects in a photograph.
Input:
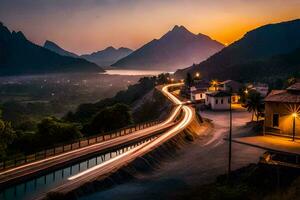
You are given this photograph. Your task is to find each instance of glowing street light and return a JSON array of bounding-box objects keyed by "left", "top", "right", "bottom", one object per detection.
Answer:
[
  {"left": 195, "top": 72, "right": 200, "bottom": 78},
  {"left": 245, "top": 89, "right": 248, "bottom": 94},
  {"left": 171, "top": 78, "right": 174, "bottom": 82},
  {"left": 292, "top": 112, "right": 297, "bottom": 141},
  {"left": 211, "top": 80, "right": 218, "bottom": 91}
]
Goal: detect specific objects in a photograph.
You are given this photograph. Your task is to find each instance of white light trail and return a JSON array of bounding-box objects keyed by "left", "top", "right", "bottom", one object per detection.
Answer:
[{"left": 67, "top": 83, "right": 193, "bottom": 181}]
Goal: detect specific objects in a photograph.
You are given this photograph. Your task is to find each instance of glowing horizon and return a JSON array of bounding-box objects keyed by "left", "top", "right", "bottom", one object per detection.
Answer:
[{"left": 1, "top": 0, "right": 300, "bottom": 54}]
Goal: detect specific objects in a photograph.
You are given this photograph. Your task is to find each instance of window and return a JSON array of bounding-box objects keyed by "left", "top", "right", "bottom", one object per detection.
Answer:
[
  {"left": 215, "top": 99, "right": 218, "bottom": 104},
  {"left": 221, "top": 99, "right": 223, "bottom": 104},
  {"left": 200, "top": 93, "right": 202, "bottom": 98},
  {"left": 273, "top": 114, "right": 279, "bottom": 127}
]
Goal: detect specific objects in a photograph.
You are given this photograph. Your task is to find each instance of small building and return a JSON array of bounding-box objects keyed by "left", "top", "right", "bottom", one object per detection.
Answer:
[
  {"left": 205, "top": 91, "right": 231, "bottom": 110},
  {"left": 190, "top": 81, "right": 209, "bottom": 103},
  {"left": 248, "top": 83, "right": 269, "bottom": 97},
  {"left": 264, "top": 83, "right": 300, "bottom": 138},
  {"left": 218, "top": 80, "right": 243, "bottom": 104},
  {"left": 190, "top": 88, "right": 206, "bottom": 102}
]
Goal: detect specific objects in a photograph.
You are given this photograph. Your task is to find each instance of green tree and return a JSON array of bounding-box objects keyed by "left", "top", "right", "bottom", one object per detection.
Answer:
[
  {"left": 0, "top": 119, "right": 16, "bottom": 159},
  {"left": 238, "top": 86, "right": 248, "bottom": 105},
  {"left": 245, "top": 91, "right": 263, "bottom": 121},
  {"left": 287, "top": 77, "right": 297, "bottom": 86},
  {"left": 185, "top": 73, "right": 194, "bottom": 88},
  {"left": 157, "top": 73, "right": 170, "bottom": 85},
  {"left": 36, "top": 117, "right": 82, "bottom": 147},
  {"left": 85, "top": 103, "right": 133, "bottom": 136}
]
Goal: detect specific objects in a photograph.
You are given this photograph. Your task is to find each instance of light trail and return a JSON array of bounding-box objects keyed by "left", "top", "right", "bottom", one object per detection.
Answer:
[
  {"left": 68, "top": 140, "right": 152, "bottom": 181},
  {"left": 66, "top": 83, "right": 193, "bottom": 182},
  {"left": 161, "top": 83, "right": 184, "bottom": 105},
  {"left": 0, "top": 84, "right": 183, "bottom": 177},
  {"left": 0, "top": 83, "right": 186, "bottom": 190},
  {"left": 65, "top": 106, "right": 193, "bottom": 182}
]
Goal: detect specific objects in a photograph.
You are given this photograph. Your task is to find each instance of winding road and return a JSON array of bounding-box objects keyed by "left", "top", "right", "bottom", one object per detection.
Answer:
[
  {"left": 0, "top": 83, "right": 195, "bottom": 200},
  {"left": 37, "top": 83, "right": 194, "bottom": 198}
]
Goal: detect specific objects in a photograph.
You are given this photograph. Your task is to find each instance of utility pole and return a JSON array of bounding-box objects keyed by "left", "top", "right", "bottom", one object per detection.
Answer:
[{"left": 228, "top": 93, "right": 232, "bottom": 178}]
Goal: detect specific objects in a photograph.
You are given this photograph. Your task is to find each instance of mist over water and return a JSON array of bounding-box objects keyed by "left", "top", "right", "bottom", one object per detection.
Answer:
[{"left": 103, "top": 69, "right": 173, "bottom": 76}]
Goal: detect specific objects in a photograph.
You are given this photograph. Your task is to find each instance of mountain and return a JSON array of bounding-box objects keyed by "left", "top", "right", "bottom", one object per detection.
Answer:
[
  {"left": 175, "top": 19, "right": 300, "bottom": 81},
  {"left": 81, "top": 47, "right": 133, "bottom": 67},
  {"left": 0, "top": 23, "right": 103, "bottom": 76},
  {"left": 43, "top": 40, "right": 79, "bottom": 58},
  {"left": 111, "top": 25, "right": 224, "bottom": 71}
]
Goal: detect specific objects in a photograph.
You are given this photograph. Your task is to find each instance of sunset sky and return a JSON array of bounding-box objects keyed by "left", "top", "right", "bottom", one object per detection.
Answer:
[{"left": 1, "top": 0, "right": 300, "bottom": 54}]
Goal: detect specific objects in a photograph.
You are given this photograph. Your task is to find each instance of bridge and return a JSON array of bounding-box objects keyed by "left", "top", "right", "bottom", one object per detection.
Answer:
[{"left": 0, "top": 83, "right": 196, "bottom": 200}]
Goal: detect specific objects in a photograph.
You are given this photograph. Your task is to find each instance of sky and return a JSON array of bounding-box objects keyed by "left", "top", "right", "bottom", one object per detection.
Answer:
[{"left": 0, "top": 0, "right": 300, "bottom": 54}]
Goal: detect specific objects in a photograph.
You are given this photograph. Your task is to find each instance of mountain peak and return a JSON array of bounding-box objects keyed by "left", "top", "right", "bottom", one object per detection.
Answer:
[
  {"left": 0, "top": 22, "right": 11, "bottom": 38},
  {"left": 44, "top": 40, "right": 59, "bottom": 47},
  {"left": 112, "top": 25, "right": 224, "bottom": 70},
  {"left": 12, "top": 31, "right": 26, "bottom": 41},
  {"left": 118, "top": 47, "right": 133, "bottom": 51},
  {"left": 44, "top": 40, "right": 79, "bottom": 58},
  {"left": 171, "top": 25, "right": 189, "bottom": 33},
  {"left": 105, "top": 46, "right": 116, "bottom": 51}
]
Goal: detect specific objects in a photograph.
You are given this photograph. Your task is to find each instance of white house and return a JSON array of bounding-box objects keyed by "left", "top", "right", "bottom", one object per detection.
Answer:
[
  {"left": 205, "top": 91, "right": 231, "bottom": 110},
  {"left": 190, "top": 88, "right": 206, "bottom": 102},
  {"left": 190, "top": 82, "right": 209, "bottom": 103},
  {"left": 218, "top": 80, "right": 243, "bottom": 104}
]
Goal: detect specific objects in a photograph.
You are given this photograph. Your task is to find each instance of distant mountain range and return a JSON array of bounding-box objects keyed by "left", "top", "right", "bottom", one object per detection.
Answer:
[
  {"left": 44, "top": 41, "right": 133, "bottom": 67},
  {"left": 175, "top": 19, "right": 300, "bottom": 82},
  {"left": 0, "top": 23, "right": 103, "bottom": 76},
  {"left": 112, "top": 25, "right": 224, "bottom": 71},
  {"left": 81, "top": 47, "right": 133, "bottom": 67}
]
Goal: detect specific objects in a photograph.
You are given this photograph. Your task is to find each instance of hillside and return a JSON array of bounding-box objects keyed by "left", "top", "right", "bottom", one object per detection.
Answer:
[
  {"left": 112, "top": 25, "right": 224, "bottom": 71},
  {"left": 175, "top": 19, "right": 300, "bottom": 81},
  {"left": 43, "top": 40, "right": 79, "bottom": 58},
  {"left": 81, "top": 46, "right": 133, "bottom": 67},
  {"left": 0, "top": 23, "right": 103, "bottom": 76}
]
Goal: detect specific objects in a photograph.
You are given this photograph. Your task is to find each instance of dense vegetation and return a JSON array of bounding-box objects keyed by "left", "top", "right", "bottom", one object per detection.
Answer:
[
  {"left": 64, "top": 73, "right": 171, "bottom": 123},
  {"left": 0, "top": 73, "right": 171, "bottom": 160},
  {"left": 82, "top": 103, "right": 133, "bottom": 136}
]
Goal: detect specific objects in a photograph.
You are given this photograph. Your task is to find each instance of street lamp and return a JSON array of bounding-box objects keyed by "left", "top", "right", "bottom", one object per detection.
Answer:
[
  {"left": 292, "top": 113, "right": 297, "bottom": 141},
  {"left": 244, "top": 89, "right": 248, "bottom": 95},
  {"left": 195, "top": 72, "right": 200, "bottom": 78}
]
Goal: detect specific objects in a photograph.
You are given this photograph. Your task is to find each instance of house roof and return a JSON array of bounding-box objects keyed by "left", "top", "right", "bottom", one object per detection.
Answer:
[
  {"left": 191, "top": 88, "right": 207, "bottom": 94},
  {"left": 206, "top": 91, "right": 231, "bottom": 97},
  {"left": 219, "top": 80, "right": 243, "bottom": 93},
  {"left": 264, "top": 89, "right": 300, "bottom": 103},
  {"left": 287, "top": 82, "right": 300, "bottom": 91}
]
